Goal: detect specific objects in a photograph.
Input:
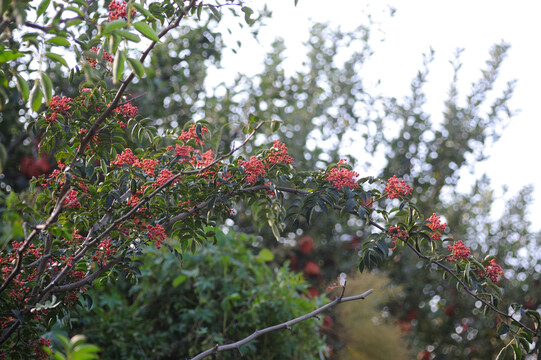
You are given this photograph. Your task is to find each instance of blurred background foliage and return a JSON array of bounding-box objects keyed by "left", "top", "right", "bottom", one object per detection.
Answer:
[{"left": 2, "top": 4, "right": 540, "bottom": 359}]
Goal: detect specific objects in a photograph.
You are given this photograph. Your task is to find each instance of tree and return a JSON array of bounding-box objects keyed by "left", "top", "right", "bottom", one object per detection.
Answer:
[{"left": 0, "top": 1, "right": 539, "bottom": 359}]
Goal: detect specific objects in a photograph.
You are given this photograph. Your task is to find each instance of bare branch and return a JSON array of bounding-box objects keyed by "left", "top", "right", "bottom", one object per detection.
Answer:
[{"left": 189, "top": 288, "right": 374, "bottom": 360}]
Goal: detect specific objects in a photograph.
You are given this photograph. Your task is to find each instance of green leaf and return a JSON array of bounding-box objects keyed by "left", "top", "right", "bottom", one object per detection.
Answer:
[
  {"left": 208, "top": 5, "right": 221, "bottom": 21},
  {"left": 29, "top": 79, "right": 43, "bottom": 112},
  {"left": 497, "top": 322, "right": 510, "bottom": 336},
  {"left": 112, "top": 49, "right": 125, "bottom": 84},
  {"left": 241, "top": 6, "right": 255, "bottom": 25},
  {"left": 40, "top": 72, "right": 53, "bottom": 104},
  {"left": 37, "top": 0, "right": 52, "bottom": 19},
  {"left": 104, "top": 19, "right": 127, "bottom": 33},
  {"left": 47, "top": 36, "right": 71, "bottom": 47},
  {"left": 82, "top": 293, "right": 93, "bottom": 310},
  {"left": 511, "top": 343, "right": 522, "bottom": 360},
  {"left": 131, "top": 3, "right": 151, "bottom": 17},
  {"left": 270, "top": 119, "right": 281, "bottom": 132},
  {"left": 172, "top": 274, "right": 187, "bottom": 287},
  {"left": 45, "top": 52, "right": 68, "bottom": 67},
  {"left": 133, "top": 21, "right": 160, "bottom": 42},
  {"left": 117, "top": 30, "right": 141, "bottom": 43},
  {"left": 344, "top": 198, "right": 356, "bottom": 213},
  {"left": 0, "top": 143, "right": 6, "bottom": 173},
  {"left": 127, "top": 58, "right": 144, "bottom": 78},
  {"left": 0, "top": 50, "right": 25, "bottom": 63},
  {"left": 15, "top": 74, "right": 29, "bottom": 102},
  {"left": 257, "top": 248, "right": 274, "bottom": 262}
]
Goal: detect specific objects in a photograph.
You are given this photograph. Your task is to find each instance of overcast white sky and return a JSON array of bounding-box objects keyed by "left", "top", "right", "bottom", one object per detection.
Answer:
[{"left": 212, "top": 0, "right": 541, "bottom": 230}]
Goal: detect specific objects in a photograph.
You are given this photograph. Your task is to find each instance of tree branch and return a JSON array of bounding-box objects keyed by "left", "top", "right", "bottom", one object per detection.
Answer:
[{"left": 189, "top": 287, "right": 374, "bottom": 360}]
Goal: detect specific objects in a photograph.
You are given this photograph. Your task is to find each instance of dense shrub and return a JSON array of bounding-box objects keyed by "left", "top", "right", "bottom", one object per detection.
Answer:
[{"left": 71, "top": 230, "right": 327, "bottom": 359}]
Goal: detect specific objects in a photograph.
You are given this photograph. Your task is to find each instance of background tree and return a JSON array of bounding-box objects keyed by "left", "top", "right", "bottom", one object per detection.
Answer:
[{"left": 0, "top": 1, "right": 539, "bottom": 359}]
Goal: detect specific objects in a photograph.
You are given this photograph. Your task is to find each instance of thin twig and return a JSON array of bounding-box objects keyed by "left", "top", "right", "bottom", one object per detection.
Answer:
[{"left": 189, "top": 288, "right": 374, "bottom": 360}]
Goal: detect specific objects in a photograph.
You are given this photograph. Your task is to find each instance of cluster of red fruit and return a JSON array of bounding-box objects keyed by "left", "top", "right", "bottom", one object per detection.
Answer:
[{"left": 108, "top": 0, "right": 136, "bottom": 21}]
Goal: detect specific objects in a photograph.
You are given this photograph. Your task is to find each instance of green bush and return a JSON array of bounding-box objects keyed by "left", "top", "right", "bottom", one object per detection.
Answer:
[{"left": 71, "top": 230, "right": 327, "bottom": 359}]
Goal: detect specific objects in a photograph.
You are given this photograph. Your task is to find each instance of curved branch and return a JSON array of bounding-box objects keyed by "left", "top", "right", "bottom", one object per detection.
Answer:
[{"left": 189, "top": 288, "right": 374, "bottom": 360}]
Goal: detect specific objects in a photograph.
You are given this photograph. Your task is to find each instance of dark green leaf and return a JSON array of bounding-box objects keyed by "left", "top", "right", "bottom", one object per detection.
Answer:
[
  {"left": 344, "top": 198, "right": 356, "bottom": 213},
  {"left": 497, "top": 322, "right": 509, "bottom": 336}
]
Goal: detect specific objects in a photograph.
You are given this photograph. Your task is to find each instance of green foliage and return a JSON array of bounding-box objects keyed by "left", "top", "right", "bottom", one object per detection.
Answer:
[
  {"left": 45, "top": 334, "right": 100, "bottom": 360},
  {"left": 72, "top": 230, "right": 327, "bottom": 359}
]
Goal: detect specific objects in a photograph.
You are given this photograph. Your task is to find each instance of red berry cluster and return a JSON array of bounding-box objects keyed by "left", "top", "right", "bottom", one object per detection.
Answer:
[
  {"left": 113, "top": 102, "right": 138, "bottom": 118},
  {"left": 108, "top": 1, "right": 136, "bottom": 21},
  {"left": 110, "top": 149, "right": 158, "bottom": 176},
  {"left": 92, "top": 237, "right": 117, "bottom": 265},
  {"left": 447, "top": 240, "right": 471, "bottom": 262},
  {"left": 63, "top": 190, "right": 81, "bottom": 209},
  {"left": 388, "top": 225, "right": 409, "bottom": 250},
  {"left": 478, "top": 259, "right": 504, "bottom": 283},
  {"left": 46, "top": 96, "right": 73, "bottom": 123},
  {"left": 147, "top": 224, "right": 166, "bottom": 249},
  {"left": 427, "top": 213, "right": 447, "bottom": 240},
  {"left": 323, "top": 159, "right": 359, "bottom": 190},
  {"left": 178, "top": 124, "right": 210, "bottom": 145},
  {"left": 239, "top": 156, "right": 266, "bottom": 184},
  {"left": 385, "top": 175, "right": 413, "bottom": 199},
  {"left": 153, "top": 169, "right": 178, "bottom": 188},
  {"left": 266, "top": 140, "right": 294, "bottom": 165},
  {"left": 87, "top": 47, "right": 114, "bottom": 68}
]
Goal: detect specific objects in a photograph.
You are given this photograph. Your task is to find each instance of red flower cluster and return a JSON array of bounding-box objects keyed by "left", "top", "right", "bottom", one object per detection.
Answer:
[
  {"left": 266, "top": 140, "right": 294, "bottom": 166},
  {"left": 385, "top": 175, "right": 413, "bottom": 199},
  {"left": 323, "top": 159, "right": 359, "bottom": 190},
  {"left": 46, "top": 96, "right": 73, "bottom": 123},
  {"left": 87, "top": 46, "right": 114, "bottom": 67},
  {"left": 113, "top": 102, "right": 138, "bottom": 118},
  {"left": 108, "top": 0, "right": 135, "bottom": 21},
  {"left": 147, "top": 224, "right": 166, "bottom": 249},
  {"left": 478, "top": 259, "right": 504, "bottom": 283},
  {"left": 178, "top": 124, "right": 209, "bottom": 145},
  {"left": 427, "top": 213, "right": 447, "bottom": 240},
  {"left": 447, "top": 240, "right": 470, "bottom": 262},
  {"left": 240, "top": 156, "right": 266, "bottom": 184}
]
